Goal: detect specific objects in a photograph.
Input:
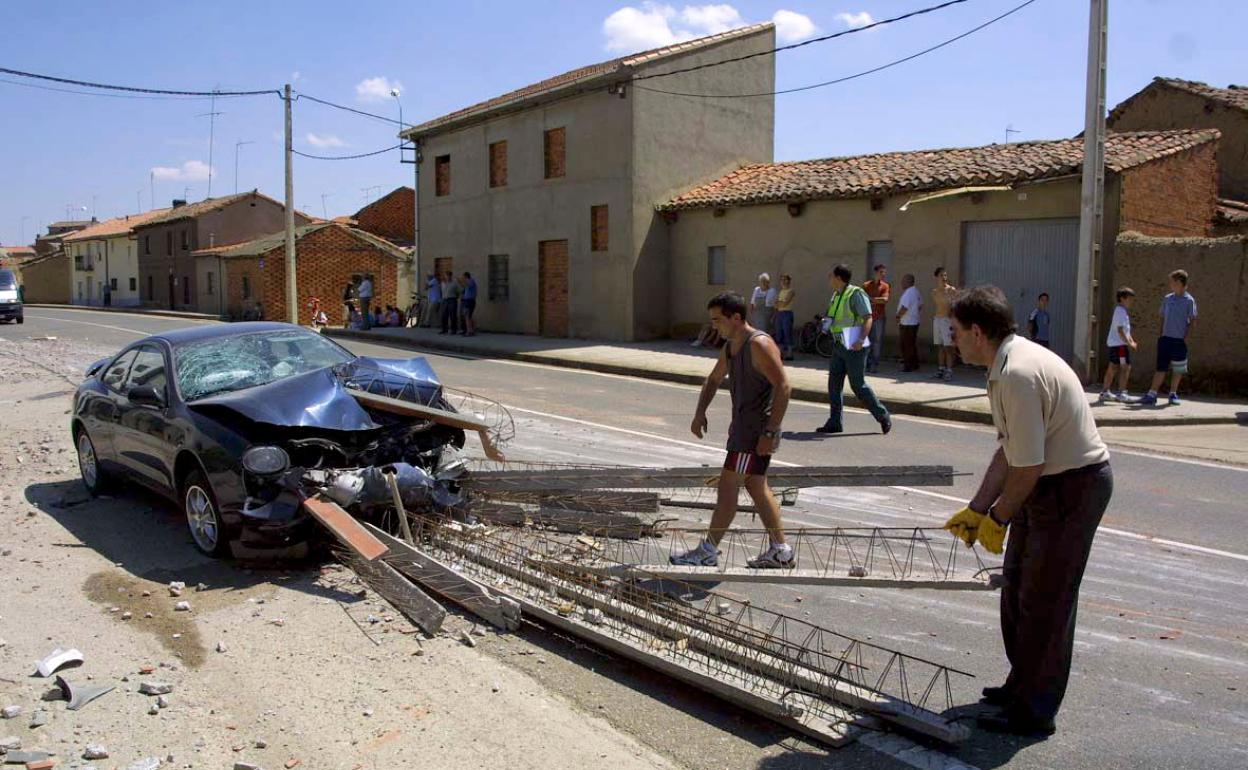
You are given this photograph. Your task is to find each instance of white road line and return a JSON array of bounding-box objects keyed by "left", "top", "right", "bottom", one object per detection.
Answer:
[
  {"left": 25, "top": 313, "right": 150, "bottom": 336},
  {"left": 504, "top": 403, "right": 1248, "bottom": 564}
]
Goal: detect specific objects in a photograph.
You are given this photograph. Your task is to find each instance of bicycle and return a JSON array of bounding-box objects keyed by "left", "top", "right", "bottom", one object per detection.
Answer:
[
  {"left": 798, "top": 315, "right": 837, "bottom": 358},
  {"left": 404, "top": 292, "right": 426, "bottom": 328}
]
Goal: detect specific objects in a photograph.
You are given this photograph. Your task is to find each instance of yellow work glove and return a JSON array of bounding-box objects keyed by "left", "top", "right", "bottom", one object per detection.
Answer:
[
  {"left": 977, "top": 513, "right": 1008, "bottom": 555},
  {"left": 942, "top": 507, "right": 985, "bottom": 548}
]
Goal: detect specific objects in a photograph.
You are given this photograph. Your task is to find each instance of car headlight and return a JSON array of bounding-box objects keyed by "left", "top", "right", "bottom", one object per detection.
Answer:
[{"left": 242, "top": 445, "right": 290, "bottom": 476}]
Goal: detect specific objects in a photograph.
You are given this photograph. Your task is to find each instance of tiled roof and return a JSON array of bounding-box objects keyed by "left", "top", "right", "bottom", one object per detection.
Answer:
[
  {"left": 658, "top": 130, "right": 1221, "bottom": 212},
  {"left": 0, "top": 246, "right": 37, "bottom": 260},
  {"left": 405, "top": 23, "right": 773, "bottom": 136},
  {"left": 191, "top": 222, "right": 409, "bottom": 261},
  {"left": 62, "top": 208, "right": 175, "bottom": 242},
  {"left": 1109, "top": 77, "right": 1248, "bottom": 121},
  {"left": 135, "top": 190, "right": 307, "bottom": 228},
  {"left": 1217, "top": 198, "right": 1248, "bottom": 224}
]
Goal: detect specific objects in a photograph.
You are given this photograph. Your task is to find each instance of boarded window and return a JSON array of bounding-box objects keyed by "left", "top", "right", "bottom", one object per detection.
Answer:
[
  {"left": 242, "top": 275, "right": 251, "bottom": 299},
  {"left": 707, "top": 246, "right": 727, "bottom": 285},
  {"left": 435, "top": 155, "right": 451, "bottom": 197},
  {"left": 110, "top": 278, "right": 118, "bottom": 291},
  {"left": 147, "top": 275, "right": 153, "bottom": 299},
  {"left": 488, "top": 141, "right": 508, "bottom": 188},
  {"left": 544, "top": 127, "right": 566, "bottom": 179},
  {"left": 433, "top": 257, "right": 454, "bottom": 281},
  {"left": 130, "top": 277, "right": 137, "bottom": 291},
  {"left": 591, "top": 205, "right": 608, "bottom": 252},
  {"left": 181, "top": 229, "right": 188, "bottom": 251},
  {"left": 488, "top": 254, "right": 509, "bottom": 301},
  {"left": 206, "top": 272, "right": 214, "bottom": 295}
]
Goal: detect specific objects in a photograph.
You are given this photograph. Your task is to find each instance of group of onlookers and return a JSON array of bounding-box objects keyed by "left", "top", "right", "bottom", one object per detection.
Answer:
[{"left": 422, "top": 270, "right": 478, "bottom": 336}]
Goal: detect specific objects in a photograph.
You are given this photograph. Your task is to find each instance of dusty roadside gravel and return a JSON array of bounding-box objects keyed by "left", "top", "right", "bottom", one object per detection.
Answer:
[{"left": 0, "top": 335, "right": 676, "bottom": 770}]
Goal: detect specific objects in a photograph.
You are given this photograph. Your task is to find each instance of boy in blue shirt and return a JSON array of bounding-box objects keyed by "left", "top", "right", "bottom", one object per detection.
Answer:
[
  {"left": 1027, "top": 293, "right": 1051, "bottom": 348},
  {"left": 1140, "top": 270, "right": 1197, "bottom": 406}
]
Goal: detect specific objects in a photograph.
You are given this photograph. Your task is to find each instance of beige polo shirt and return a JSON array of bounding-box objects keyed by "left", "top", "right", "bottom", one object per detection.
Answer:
[{"left": 988, "top": 335, "right": 1109, "bottom": 475}]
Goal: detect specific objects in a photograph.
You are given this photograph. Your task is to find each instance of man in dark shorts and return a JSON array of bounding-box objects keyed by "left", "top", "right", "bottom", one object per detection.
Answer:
[{"left": 671, "top": 292, "right": 796, "bottom": 569}]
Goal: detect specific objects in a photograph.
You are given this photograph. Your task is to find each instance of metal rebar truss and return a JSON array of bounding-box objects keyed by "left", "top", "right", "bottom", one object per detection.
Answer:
[{"left": 406, "top": 513, "right": 974, "bottom": 744}]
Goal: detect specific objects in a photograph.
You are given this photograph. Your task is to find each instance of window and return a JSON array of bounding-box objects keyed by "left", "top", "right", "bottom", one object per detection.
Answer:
[
  {"left": 182, "top": 276, "right": 190, "bottom": 305},
  {"left": 166, "top": 231, "right": 173, "bottom": 255},
  {"left": 544, "top": 127, "right": 566, "bottom": 179},
  {"left": 147, "top": 275, "right": 153, "bottom": 299},
  {"left": 206, "top": 272, "right": 214, "bottom": 295},
  {"left": 707, "top": 245, "right": 726, "bottom": 285},
  {"left": 124, "top": 346, "right": 167, "bottom": 396},
  {"left": 435, "top": 155, "right": 451, "bottom": 196},
  {"left": 433, "top": 257, "right": 454, "bottom": 280},
  {"left": 101, "top": 349, "right": 138, "bottom": 391},
  {"left": 242, "top": 275, "right": 252, "bottom": 299},
  {"left": 488, "top": 254, "right": 510, "bottom": 301},
  {"left": 110, "top": 278, "right": 118, "bottom": 291},
  {"left": 130, "top": 277, "right": 137, "bottom": 291},
  {"left": 144, "top": 235, "right": 151, "bottom": 255},
  {"left": 591, "top": 205, "right": 608, "bottom": 251},
  {"left": 181, "top": 229, "right": 188, "bottom": 251},
  {"left": 488, "top": 141, "right": 508, "bottom": 188}
]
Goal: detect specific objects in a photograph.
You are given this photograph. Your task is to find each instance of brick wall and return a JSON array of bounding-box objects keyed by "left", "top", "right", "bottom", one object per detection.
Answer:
[
  {"left": 237, "top": 225, "right": 400, "bottom": 326},
  {"left": 1113, "top": 232, "right": 1248, "bottom": 396},
  {"left": 353, "top": 187, "right": 415, "bottom": 247},
  {"left": 1119, "top": 142, "right": 1218, "bottom": 237},
  {"left": 224, "top": 256, "right": 264, "bottom": 319}
]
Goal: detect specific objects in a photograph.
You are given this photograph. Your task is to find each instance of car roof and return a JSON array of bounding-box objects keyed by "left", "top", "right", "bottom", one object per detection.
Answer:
[{"left": 149, "top": 321, "right": 312, "bottom": 347}]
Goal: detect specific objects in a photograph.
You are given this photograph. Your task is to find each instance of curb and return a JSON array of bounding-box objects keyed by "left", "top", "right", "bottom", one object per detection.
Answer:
[
  {"left": 24, "top": 304, "right": 221, "bottom": 321},
  {"left": 325, "top": 329, "right": 1242, "bottom": 428}
]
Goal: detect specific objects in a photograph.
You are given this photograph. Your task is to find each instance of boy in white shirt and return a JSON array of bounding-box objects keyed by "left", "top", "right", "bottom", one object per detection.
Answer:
[{"left": 1099, "top": 287, "right": 1138, "bottom": 402}]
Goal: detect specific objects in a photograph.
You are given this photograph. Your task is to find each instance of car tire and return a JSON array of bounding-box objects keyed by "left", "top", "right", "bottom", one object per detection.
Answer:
[
  {"left": 16, "top": 316, "right": 23, "bottom": 324},
  {"left": 183, "top": 469, "right": 230, "bottom": 557},
  {"left": 75, "top": 427, "right": 109, "bottom": 495}
]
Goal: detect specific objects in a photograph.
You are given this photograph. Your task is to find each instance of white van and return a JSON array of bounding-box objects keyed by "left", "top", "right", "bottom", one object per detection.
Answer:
[{"left": 0, "top": 268, "right": 23, "bottom": 324}]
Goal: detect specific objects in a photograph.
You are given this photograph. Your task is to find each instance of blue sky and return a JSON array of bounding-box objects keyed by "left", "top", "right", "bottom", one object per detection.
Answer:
[{"left": 2, "top": 0, "right": 1244, "bottom": 247}]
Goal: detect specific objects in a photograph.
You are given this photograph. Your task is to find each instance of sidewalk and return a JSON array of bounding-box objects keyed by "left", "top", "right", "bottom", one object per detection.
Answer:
[
  {"left": 327, "top": 326, "right": 1248, "bottom": 427},
  {"left": 24, "top": 303, "right": 220, "bottom": 321}
]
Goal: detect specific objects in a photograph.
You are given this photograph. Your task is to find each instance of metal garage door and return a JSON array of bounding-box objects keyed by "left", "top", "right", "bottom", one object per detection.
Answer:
[{"left": 962, "top": 218, "right": 1079, "bottom": 360}]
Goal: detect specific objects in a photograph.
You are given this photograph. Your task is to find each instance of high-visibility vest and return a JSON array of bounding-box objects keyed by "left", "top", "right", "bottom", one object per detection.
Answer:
[{"left": 826, "top": 285, "right": 868, "bottom": 334}]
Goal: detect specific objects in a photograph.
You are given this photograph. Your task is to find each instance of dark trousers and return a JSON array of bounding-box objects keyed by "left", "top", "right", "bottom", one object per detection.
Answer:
[
  {"left": 441, "top": 299, "right": 459, "bottom": 334},
  {"left": 827, "top": 345, "right": 889, "bottom": 428},
  {"left": 360, "top": 298, "right": 372, "bottom": 330},
  {"left": 899, "top": 325, "right": 920, "bottom": 370},
  {"left": 1001, "top": 461, "right": 1113, "bottom": 722}
]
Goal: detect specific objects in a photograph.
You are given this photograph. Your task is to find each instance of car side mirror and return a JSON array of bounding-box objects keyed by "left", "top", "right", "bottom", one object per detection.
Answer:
[{"left": 128, "top": 385, "right": 165, "bottom": 408}]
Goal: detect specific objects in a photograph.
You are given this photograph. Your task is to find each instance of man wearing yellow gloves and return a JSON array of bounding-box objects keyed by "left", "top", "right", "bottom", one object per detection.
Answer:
[{"left": 942, "top": 286, "right": 1113, "bottom": 738}]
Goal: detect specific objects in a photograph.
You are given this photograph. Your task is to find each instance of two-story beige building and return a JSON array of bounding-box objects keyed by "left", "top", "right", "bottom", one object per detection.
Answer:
[
  {"left": 402, "top": 23, "right": 776, "bottom": 340},
  {"left": 63, "top": 208, "right": 172, "bottom": 307}
]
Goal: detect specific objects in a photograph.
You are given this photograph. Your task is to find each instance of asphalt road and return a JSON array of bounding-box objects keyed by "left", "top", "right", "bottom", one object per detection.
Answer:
[{"left": 8, "top": 308, "right": 1248, "bottom": 770}]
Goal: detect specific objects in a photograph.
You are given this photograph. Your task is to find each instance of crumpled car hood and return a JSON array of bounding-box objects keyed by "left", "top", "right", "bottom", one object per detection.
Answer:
[{"left": 188, "top": 357, "right": 442, "bottom": 432}]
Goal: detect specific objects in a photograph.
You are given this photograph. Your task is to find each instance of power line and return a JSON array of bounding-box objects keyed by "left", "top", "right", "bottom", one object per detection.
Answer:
[
  {"left": 633, "top": 0, "right": 1039, "bottom": 98},
  {"left": 632, "top": 0, "right": 972, "bottom": 83},
  {"left": 293, "top": 144, "right": 404, "bottom": 161},
  {"left": 0, "top": 76, "right": 237, "bottom": 101},
  {"left": 0, "top": 65, "right": 277, "bottom": 97},
  {"left": 294, "top": 92, "right": 407, "bottom": 127}
]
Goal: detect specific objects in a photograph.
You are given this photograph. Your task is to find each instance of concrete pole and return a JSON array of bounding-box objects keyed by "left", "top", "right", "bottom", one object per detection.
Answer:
[
  {"left": 1074, "top": 0, "right": 1108, "bottom": 382},
  {"left": 284, "top": 84, "right": 298, "bottom": 325}
]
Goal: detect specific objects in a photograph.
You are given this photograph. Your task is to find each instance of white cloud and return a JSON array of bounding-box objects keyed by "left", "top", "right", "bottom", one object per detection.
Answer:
[
  {"left": 355, "top": 76, "right": 402, "bottom": 102},
  {"left": 835, "top": 11, "right": 874, "bottom": 29},
  {"left": 772, "top": 10, "right": 819, "bottom": 43},
  {"left": 150, "top": 160, "right": 212, "bottom": 182},
  {"left": 306, "top": 132, "right": 347, "bottom": 149},
  {"left": 291, "top": 70, "right": 302, "bottom": 83},
  {"left": 603, "top": 4, "right": 818, "bottom": 52}
]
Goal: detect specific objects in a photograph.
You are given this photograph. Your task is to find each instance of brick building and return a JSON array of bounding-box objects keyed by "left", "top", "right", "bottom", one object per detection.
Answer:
[
  {"left": 660, "top": 129, "right": 1220, "bottom": 364},
  {"left": 192, "top": 223, "right": 406, "bottom": 325},
  {"left": 353, "top": 186, "right": 414, "bottom": 247},
  {"left": 133, "top": 191, "right": 310, "bottom": 313}
]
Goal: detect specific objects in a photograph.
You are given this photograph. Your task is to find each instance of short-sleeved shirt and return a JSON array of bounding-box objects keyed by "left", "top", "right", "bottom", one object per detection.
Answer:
[
  {"left": 1160, "top": 292, "right": 1197, "bottom": 339},
  {"left": 1106, "top": 305, "right": 1131, "bottom": 346},
  {"left": 463, "top": 278, "right": 478, "bottom": 300},
  {"left": 775, "top": 288, "right": 795, "bottom": 311},
  {"left": 427, "top": 278, "right": 442, "bottom": 303},
  {"left": 863, "top": 279, "right": 890, "bottom": 320},
  {"left": 1028, "top": 308, "right": 1050, "bottom": 341},
  {"left": 897, "top": 286, "right": 922, "bottom": 326},
  {"left": 357, "top": 279, "right": 373, "bottom": 299},
  {"left": 988, "top": 335, "right": 1109, "bottom": 475}
]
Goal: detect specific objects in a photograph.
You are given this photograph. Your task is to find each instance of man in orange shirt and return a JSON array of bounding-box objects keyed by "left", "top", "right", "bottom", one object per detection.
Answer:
[{"left": 863, "top": 264, "right": 891, "bottom": 373}]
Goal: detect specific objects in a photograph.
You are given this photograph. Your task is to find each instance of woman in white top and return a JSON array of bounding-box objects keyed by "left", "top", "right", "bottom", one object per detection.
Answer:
[{"left": 750, "top": 273, "right": 777, "bottom": 334}]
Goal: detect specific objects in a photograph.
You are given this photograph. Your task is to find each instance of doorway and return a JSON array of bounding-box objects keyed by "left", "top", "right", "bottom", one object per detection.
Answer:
[{"left": 538, "top": 240, "right": 569, "bottom": 337}]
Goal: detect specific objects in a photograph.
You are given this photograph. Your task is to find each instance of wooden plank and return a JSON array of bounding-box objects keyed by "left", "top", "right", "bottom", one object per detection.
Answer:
[
  {"left": 464, "top": 465, "right": 954, "bottom": 492},
  {"left": 341, "top": 550, "right": 447, "bottom": 635},
  {"left": 362, "top": 523, "right": 521, "bottom": 632},
  {"left": 350, "top": 389, "right": 505, "bottom": 461},
  {"left": 302, "top": 496, "right": 389, "bottom": 561},
  {"left": 582, "top": 564, "right": 995, "bottom": 590}
]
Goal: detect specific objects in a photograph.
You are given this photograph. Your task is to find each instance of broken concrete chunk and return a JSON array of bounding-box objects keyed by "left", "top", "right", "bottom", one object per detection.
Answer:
[
  {"left": 138, "top": 682, "right": 173, "bottom": 696},
  {"left": 584, "top": 608, "right": 605, "bottom": 625},
  {"left": 233, "top": 763, "right": 261, "bottom": 770},
  {"left": 173, "top": 601, "right": 190, "bottom": 612},
  {"left": 0, "top": 706, "right": 20, "bottom": 720},
  {"left": 83, "top": 745, "right": 108, "bottom": 760},
  {"left": 253, "top": 739, "right": 267, "bottom": 749},
  {"left": 458, "top": 630, "right": 476, "bottom": 648},
  {"left": 0, "top": 736, "right": 20, "bottom": 751},
  {"left": 34, "top": 647, "right": 84, "bottom": 678},
  {"left": 148, "top": 703, "right": 160, "bottom": 716},
  {"left": 27, "top": 711, "right": 47, "bottom": 729},
  {"left": 216, "top": 641, "right": 228, "bottom": 654},
  {"left": 168, "top": 582, "right": 185, "bottom": 597},
  {"left": 25, "top": 757, "right": 56, "bottom": 770},
  {"left": 195, "top": 583, "right": 208, "bottom": 592},
  {"left": 122, "top": 759, "right": 161, "bottom": 770},
  {"left": 156, "top": 695, "right": 170, "bottom": 710},
  {"left": 2, "top": 750, "right": 50, "bottom": 764}
]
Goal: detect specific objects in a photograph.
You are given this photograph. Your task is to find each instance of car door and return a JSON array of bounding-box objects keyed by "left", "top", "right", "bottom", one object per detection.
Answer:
[
  {"left": 85, "top": 348, "right": 139, "bottom": 473},
  {"left": 113, "top": 344, "right": 177, "bottom": 493}
]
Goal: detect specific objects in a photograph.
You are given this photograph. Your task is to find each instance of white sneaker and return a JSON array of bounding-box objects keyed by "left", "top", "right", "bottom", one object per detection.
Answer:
[
  {"left": 1098, "top": 391, "right": 1112, "bottom": 401},
  {"left": 746, "top": 543, "right": 796, "bottom": 569},
  {"left": 1115, "top": 392, "right": 1137, "bottom": 403},
  {"left": 669, "top": 540, "right": 719, "bottom": 567}
]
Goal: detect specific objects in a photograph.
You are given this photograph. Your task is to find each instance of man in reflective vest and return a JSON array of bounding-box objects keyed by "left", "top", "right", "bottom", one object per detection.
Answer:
[{"left": 816, "top": 264, "right": 892, "bottom": 435}]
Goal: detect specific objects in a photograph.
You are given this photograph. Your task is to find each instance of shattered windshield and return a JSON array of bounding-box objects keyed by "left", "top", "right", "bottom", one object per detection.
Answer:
[{"left": 175, "top": 329, "right": 355, "bottom": 401}]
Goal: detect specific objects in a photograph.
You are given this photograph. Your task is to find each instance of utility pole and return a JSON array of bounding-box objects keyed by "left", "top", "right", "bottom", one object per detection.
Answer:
[
  {"left": 137, "top": 190, "right": 143, "bottom": 213},
  {"left": 234, "top": 140, "right": 255, "bottom": 195},
  {"left": 320, "top": 192, "right": 333, "bottom": 220},
  {"left": 284, "top": 84, "right": 298, "bottom": 325},
  {"left": 1074, "top": 0, "right": 1107, "bottom": 383},
  {"left": 198, "top": 90, "right": 224, "bottom": 199},
  {"left": 150, "top": 172, "right": 155, "bottom": 211}
]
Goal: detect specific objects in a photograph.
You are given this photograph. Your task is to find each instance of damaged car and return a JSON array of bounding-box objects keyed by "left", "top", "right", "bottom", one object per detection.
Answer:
[{"left": 72, "top": 322, "right": 474, "bottom": 556}]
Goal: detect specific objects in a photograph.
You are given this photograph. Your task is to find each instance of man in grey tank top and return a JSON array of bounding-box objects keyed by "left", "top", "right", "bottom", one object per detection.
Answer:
[{"left": 671, "top": 292, "right": 797, "bottom": 569}]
